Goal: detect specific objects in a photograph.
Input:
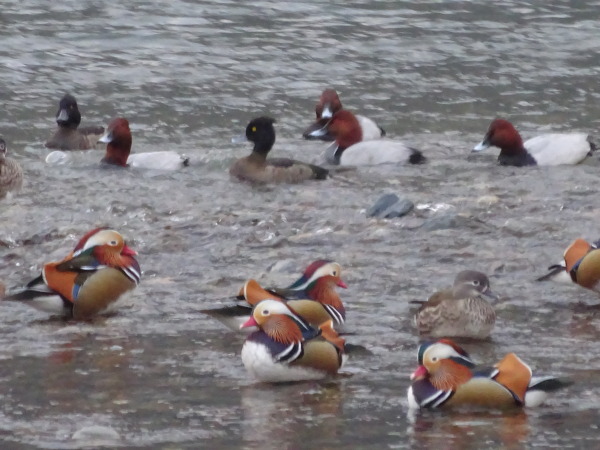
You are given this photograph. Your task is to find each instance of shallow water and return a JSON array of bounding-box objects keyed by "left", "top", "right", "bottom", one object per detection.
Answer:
[{"left": 2, "top": 0, "right": 600, "bottom": 447}]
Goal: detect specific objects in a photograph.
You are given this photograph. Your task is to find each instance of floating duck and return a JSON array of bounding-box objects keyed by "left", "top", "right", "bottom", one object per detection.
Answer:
[
  {"left": 0, "top": 137, "right": 23, "bottom": 199},
  {"left": 230, "top": 116, "right": 328, "bottom": 183},
  {"left": 302, "top": 88, "right": 385, "bottom": 141},
  {"left": 240, "top": 299, "right": 345, "bottom": 382},
  {"left": 472, "top": 118, "right": 594, "bottom": 166},
  {"left": 45, "top": 94, "right": 105, "bottom": 150},
  {"left": 412, "top": 270, "right": 498, "bottom": 339},
  {"left": 408, "top": 339, "right": 570, "bottom": 409},
  {"left": 4, "top": 228, "right": 141, "bottom": 319},
  {"left": 202, "top": 260, "right": 347, "bottom": 331}
]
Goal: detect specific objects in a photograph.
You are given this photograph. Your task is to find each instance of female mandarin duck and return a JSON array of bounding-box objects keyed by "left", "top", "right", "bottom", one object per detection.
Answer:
[
  {"left": 413, "top": 271, "right": 498, "bottom": 339},
  {"left": 98, "top": 117, "right": 189, "bottom": 170},
  {"left": 45, "top": 94, "right": 105, "bottom": 150},
  {"left": 240, "top": 299, "right": 346, "bottom": 382},
  {"left": 0, "top": 138, "right": 23, "bottom": 199},
  {"left": 3, "top": 228, "right": 141, "bottom": 320},
  {"left": 408, "top": 339, "right": 570, "bottom": 409},
  {"left": 202, "top": 260, "right": 347, "bottom": 331},
  {"left": 310, "top": 110, "right": 425, "bottom": 165},
  {"left": 537, "top": 238, "right": 600, "bottom": 293},
  {"left": 302, "top": 88, "right": 385, "bottom": 141},
  {"left": 230, "top": 116, "right": 328, "bottom": 183},
  {"left": 472, "top": 118, "right": 594, "bottom": 166}
]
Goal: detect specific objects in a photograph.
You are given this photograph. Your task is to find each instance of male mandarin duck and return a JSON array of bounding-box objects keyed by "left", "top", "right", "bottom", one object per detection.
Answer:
[
  {"left": 408, "top": 339, "right": 570, "bottom": 409},
  {"left": 3, "top": 228, "right": 141, "bottom": 319},
  {"left": 412, "top": 271, "right": 498, "bottom": 339},
  {"left": 202, "top": 260, "right": 347, "bottom": 331},
  {"left": 309, "top": 110, "right": 425, "bottom": 165},
  {"left": 45, "top": 94, "right": 105, "bottom": 150},
  {"left": 240, "top": 299, "right": 346, "bottom": 382},
  {"left": 0, "top": 138, "right": 24, "bottom": 199},
  {"left": 229, "top": 116, "right": 328, "bottom": 183},
  {"left": 302, "top": 88, "right": 385, "bottom": 141},
  {"left": 98, "top": 117, "right": 189, "bottom": 170},
  {"left": 537, "top": 238, "right": 600, "bottom": 293},
  {"left": 472, "top": 118, "right": 594, "bottom": 166}
]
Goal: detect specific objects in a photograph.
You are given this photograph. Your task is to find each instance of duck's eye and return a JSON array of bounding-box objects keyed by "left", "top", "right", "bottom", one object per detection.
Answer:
[
  {"left": 251, "top": 126, "right": 257, "bottom": 132},
  {"left": 473, "top": 280, "right": 480, "bottom": 286},
  {"left": 109, "top": 240, "right": 118, "bottom": 246},
  {"left": 332, "top": 270, "right": 337, "bottom": 276},
  {"left": 261, "top": 309, "right": 269, "bottom": 316},
  {"left": 431, "top": 357, "right": 438, "bottom": 362}
]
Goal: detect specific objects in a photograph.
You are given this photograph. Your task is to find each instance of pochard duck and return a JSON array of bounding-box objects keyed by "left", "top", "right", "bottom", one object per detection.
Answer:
[
  {"left": 310, "top": 110, "right": 425, "bottom": 165},
  {"left": 0, "top": 138, "right": 23, "bottom": 199},
  {"left": 302, "top": 88, "right": 385, "bottom": 141},
  {"left": 230, "top": 116, "right": 328, "bottom": 183},
  {"left": 99, "top": 118, "right": 189, "bottom": 170},
  {"left": 472, "top": 118, "right": 594, "bottom": 166},
  {"left": 202, "top": 260, "right": 347, "bottom": 331},
  {"left": 4, "top": 228, "right": 141, "bottom": 320},
  {"left": 408, "top": 339, "right": 570, "bottom": 409},
  {"left": 240, "top": 299, "right": 346, "bottom": 382},
  {"left": 412, "top": 270, "right": 498, "bottom": 339},
  {"left": 45, "top": 94, "right": 105, "bottom": 150}
]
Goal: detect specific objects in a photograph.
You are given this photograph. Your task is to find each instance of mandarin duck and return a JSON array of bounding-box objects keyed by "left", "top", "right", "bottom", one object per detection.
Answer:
[
  {"left": 201, "top": 260, "right": 347, "bottom": 331},
  {"left": 472, "top": 118, "right": 594, "bottom": 166},
  {"left": 412, "top": 271, "right": 498, "bottom": 339},
  {"left": 0, "top": 138, "right": 23, "bottom": 199},
  {"left": 230, "top": 116, "right": 328, "bottom": 183},
  {"left": 45, "top": 94, "right": 105, "bottom": 150},
  {"left": 240, "top": 299, "right": 346, "bottom": 382},
  {"left": 408, "top": 339, "right": 570, "bottom": 409},
  {"left": 536, "top": 238, "right": 600, "bottom": 293},
  {"left": 98, "top": 117, "right": 189, "bottom": 170},
  {"left": 302, "top": 88, "right": 385, "bottom": 141},
  {"left": 4, "top": 228, "right": 140, "bottom": 319}
]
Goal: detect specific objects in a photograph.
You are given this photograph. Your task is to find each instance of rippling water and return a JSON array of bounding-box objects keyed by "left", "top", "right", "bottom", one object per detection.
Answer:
[{"left": 2, "top": 0, "right": 600, "bottom": 447}]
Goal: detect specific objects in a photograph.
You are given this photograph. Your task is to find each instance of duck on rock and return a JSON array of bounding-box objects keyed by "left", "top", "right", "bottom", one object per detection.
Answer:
[
  {"left": 472, "top": 118, "right": 594, "bottom": 166},
  {"left": 230, "top": 116, "right": 328, "bottom": 183}
]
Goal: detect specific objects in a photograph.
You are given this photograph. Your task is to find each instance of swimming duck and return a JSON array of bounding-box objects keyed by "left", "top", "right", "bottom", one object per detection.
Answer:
[
  {"left": 202, "top": 260, "right": 347, "bottom": 331},
  {"left": 408, "top": 339, "right": 570, "bottom": 409},
  {"left": 45, "top": 94, "right": 105, "bottom": 150},
  {"left": 412, "top": 270, "right": 498, "bottom": 339},
  {"left": 230, "top": 116, "right": 328, "bottom": 183},
  {"left": 240, "top": 299, "right": 345, "bottom": 382},
  {"left": 310, "top": 110, "right": 425, "bottom": 165},
  {"left": 3, "top": 228, "right": 141, "bottom": 319},
  {"left": 98, "top": 117, "right": 189, "bottom": 170},
  {"left": 472, "top": 118, "right": 594, "bottom": 166},
  {"left": 0, "top": 138, "right": 23, "bottom": 199},
  {"left": 302, "top": 88, "right": 385, "bottom": 141}
]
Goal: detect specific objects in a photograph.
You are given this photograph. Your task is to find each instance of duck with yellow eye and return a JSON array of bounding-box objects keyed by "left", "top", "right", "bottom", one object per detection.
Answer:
[
  {"left": 4, "top": 228, "right": 141, "bottom": 320},
  {"left": 229, "top": 116, "right": 328, "bottom": 183},
  {"left": 240, "top": 299, "right": 346, "bottom": 382}
]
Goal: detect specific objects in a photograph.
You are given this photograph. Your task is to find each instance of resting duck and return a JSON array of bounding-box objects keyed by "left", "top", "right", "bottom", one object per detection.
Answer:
[
  {"left": 3, "top": 228, "right": 141, "bottom": 319},
  {"left": 412, "top": 270, "right": 498, "bottom": 339},
  {"left": 45, "top": 94, "right": 105, "bottom": 150},
  {"left": 0, "top": 138, "right": 23, "bottom": 199},
  {"left": 310, "top": 110, "right": 425, "bottom": 165},
  {"left": 408, "top": 339, "right": 570, "bottom": 409},
  {"left": 98, "top": 117, "right": 189, "bottom": 170},
  {"left": 472, "top": 118, "right": 594, "bottom": 166},
  {"left": 202, "top": 260, "right": 347, "bottom": 331},
  {"left": 240, "top": 299, "right": 346, "bottom": 382},
  {"left": 302, "top": 88, "right": 385, "bottom": 141},
  {"left": 230, "top": 116, "right": 328, "bottom": 183},
  {"left": 536, "top": 238, "right": 600, "bottom": 283}
]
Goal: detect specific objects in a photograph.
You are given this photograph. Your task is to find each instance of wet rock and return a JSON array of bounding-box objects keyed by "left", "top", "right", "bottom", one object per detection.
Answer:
[
  {"left": 421, "top": 212, "right": 460, "bottom": 231},
  {"left": 477, "top": 195, "right": 500, "bottom": 206},
  {"left": 367, "top": 194, "right": 414, "bottom": 219},
  {"left": 72, "top": 425, "right": 121, "bottom": 446}
]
